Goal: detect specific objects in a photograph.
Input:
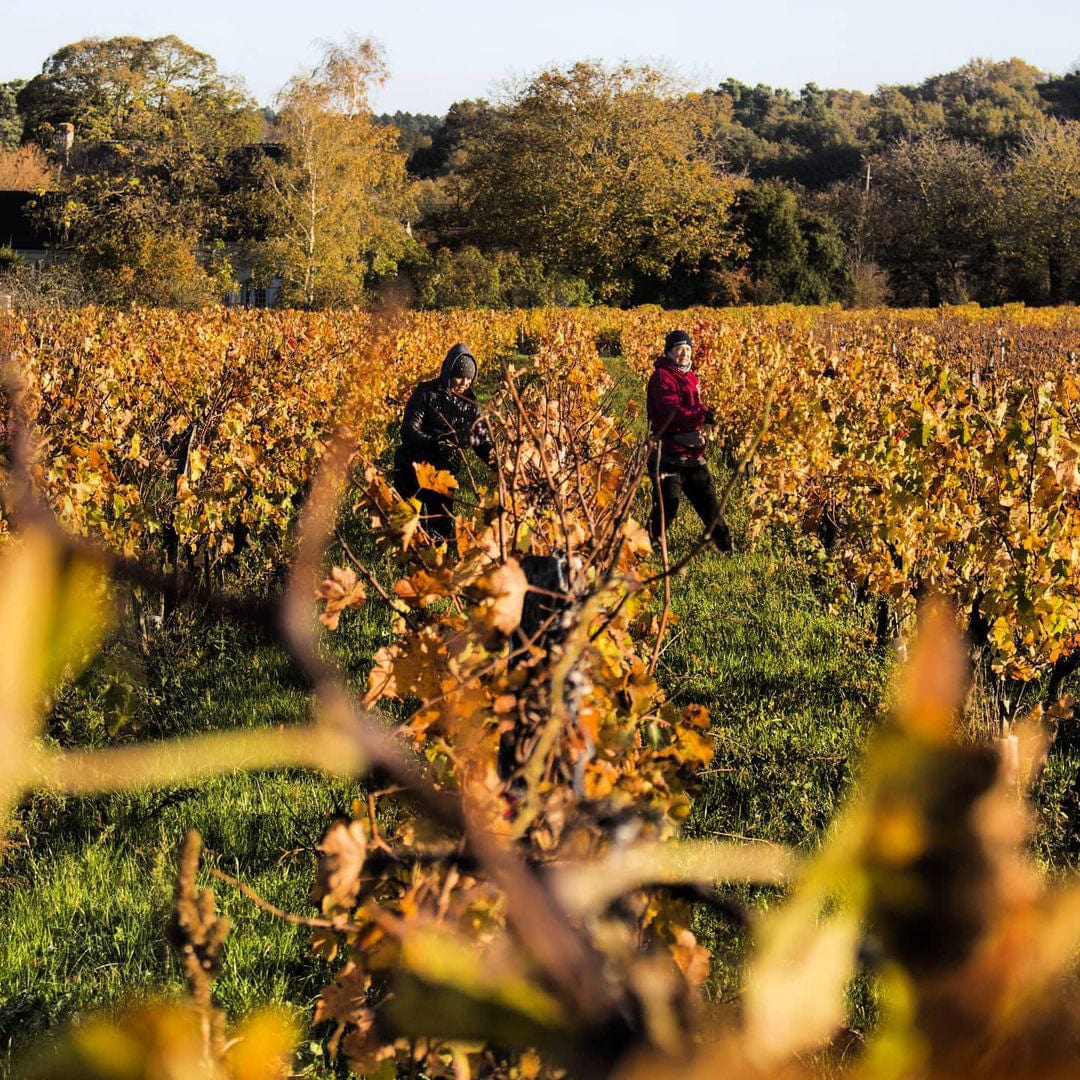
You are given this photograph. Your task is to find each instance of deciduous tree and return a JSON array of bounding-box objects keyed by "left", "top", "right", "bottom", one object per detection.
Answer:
[
  {"left": 865, "top": 134, "right": 1002, "bottom": 305},
  {"left": 17, "top": 36, "right": 262, "bottom": 306},
  {"left": 457, "top": 63, "right": 741, "bottom": 303},
  {"left": 0, "top": 80, "right": 24, "bottom": 149},
  {"left": 1006, "top": 119, "right": 1080, "bottom": 303},
  {"left": 17, "top": 35, "right": 256, "bottom": 146},
  {"left": 260, "top": 35, "right": 416, "bottom": 309}
]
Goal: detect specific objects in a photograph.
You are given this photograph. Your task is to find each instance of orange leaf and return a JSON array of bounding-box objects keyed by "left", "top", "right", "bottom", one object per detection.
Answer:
[
  {"left": 315, "top": 566, "right": 367, "bottom": 630},
  {"left": 621, "top": 517, "right": 653, "bottom": 557},
  {"left": 681, "top": 703, "right": 711, "bottom": 730},
  {"left": 583, "top": 760, "right": 619, "bottom": 800},
  {"left": 414, "top": 461, "right": 459, "bottom": 496}
]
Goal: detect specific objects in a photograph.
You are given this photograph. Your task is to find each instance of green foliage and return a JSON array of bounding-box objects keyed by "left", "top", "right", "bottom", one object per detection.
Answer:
[
  {"left": 1040, "top": 71, "right": 1080, "bottom": 120},
  {"left": 732, "top": 182, "right": 848, "bottom": 304},
  {"left": 412, "top": 246, "right": 593, "bottom": 309},
  {"left": 709, "top": 79, "right": 866, "bottom": 188},
  {"left": 456, "top": 62, "right": 741, "bottom": 303},
  {"left": 915, "top": 57, "right": 1049, "bottom": 147},
  {"left": 406, "top": 99, "right": 492, "bottom": 180},
  {"left": 372, "top": 110, "right": 442, "bottom": 160},
  {"left": 709, "top": 59, "right": 1054, "bottom": 190},
  {"left": 7, "top": 37, "right": 1080, "bottom": 310},
  {"left": 0, "top": 79, "right": 25, "bottom": 150}
]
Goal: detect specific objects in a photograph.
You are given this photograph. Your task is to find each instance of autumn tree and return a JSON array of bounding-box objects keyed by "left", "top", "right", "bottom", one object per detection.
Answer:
[
  {"left": 0, "top": 145, "right": 54, "bottom": 190},
  {"left": 17, "top": 35, "right": 261, "bottom": 306},
  {"left": 260, "top": 35, "right": 416, "bottom": 308},
  {"left": 1005, "top": 118, "right": 1080, "bottom": 303},
  {"left": 865, "top": 134, "right": 1003, "bottom": 305},
  {"left": 456, "top": 63, "right": 741, "bottom": 303},
  {"left": 17, "top": 35, "right": 257, "bottom": 146}
]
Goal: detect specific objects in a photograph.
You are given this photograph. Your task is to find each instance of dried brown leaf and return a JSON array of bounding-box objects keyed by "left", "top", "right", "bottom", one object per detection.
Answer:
[{"left": 315, "top": 819, "right": 368, "bottom": 913}]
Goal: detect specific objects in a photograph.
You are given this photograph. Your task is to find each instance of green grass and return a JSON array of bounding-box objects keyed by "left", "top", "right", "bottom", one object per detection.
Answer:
[
  {"left": 2, "top": 360, "right": 1078, "bottom": 1074},
  {"left": 2, "top": 630, "right": 365, "bottom": 1074}
]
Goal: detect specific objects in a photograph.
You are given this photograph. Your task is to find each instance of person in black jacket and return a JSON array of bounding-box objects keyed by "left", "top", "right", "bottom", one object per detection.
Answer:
[{"left": 392, "top": 343, "right": 494, "bottom": 544}]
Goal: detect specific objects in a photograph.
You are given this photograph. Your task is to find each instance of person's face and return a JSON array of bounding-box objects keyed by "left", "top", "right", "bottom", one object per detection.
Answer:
[
  {"left": 668, "top": 342, "right": 692, "bottom": 366},
  {"left": 448, "top": 375, "right": 472, "bottom": 394}
]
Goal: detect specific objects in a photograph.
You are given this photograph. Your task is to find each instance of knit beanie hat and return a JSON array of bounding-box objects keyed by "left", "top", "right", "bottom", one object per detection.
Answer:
[
  {"left": 450, "top": 352, "right": 477, "bottom": 382},
  {"left": 664, "top": 329, "right": 692, "bottom": 354},
  {"left": 441, "top": 343, "right": 477, "bottom": 385}
]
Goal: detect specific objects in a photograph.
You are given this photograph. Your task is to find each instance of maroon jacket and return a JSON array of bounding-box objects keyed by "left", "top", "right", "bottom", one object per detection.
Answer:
[{"left": 647, "top": 356, "right": 709, "bottom": 464}]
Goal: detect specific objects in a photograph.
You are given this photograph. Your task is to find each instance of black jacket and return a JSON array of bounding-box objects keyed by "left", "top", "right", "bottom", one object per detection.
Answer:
[{"left": 393, "top": 345, "right": 493, "bottom": 477}]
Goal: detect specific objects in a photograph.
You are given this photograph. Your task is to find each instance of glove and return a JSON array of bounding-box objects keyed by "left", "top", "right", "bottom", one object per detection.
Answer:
[{"left": 703, "top": 407, "right": 717, "bottom": 425}]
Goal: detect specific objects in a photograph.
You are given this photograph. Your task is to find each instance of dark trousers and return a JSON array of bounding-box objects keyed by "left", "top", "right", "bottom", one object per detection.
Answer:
[
  {"left": 393, "top": 464, "right": 456, "bottom": 544},
  {"left": 648, "top": 455, "right": 729, "bottom": 550}
]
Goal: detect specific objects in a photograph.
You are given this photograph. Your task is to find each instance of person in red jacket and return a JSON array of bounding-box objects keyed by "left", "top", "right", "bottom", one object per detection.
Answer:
[{"left": 646, "top": 329, "right": 731, "bottom": 553}]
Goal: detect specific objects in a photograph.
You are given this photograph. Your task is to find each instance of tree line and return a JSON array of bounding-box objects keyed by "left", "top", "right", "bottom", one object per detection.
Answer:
[{"left": 1, "top": 34, "right": 1079, "bottom": 309}]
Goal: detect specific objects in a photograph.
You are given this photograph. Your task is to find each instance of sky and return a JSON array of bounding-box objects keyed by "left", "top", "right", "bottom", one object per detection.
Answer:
[{"left": 2, "top": 0, "right": 1078, "bottom": 114}]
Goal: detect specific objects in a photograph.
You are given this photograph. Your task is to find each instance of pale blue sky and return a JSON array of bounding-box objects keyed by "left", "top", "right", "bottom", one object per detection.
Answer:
[{"left": 3, "top": 0, "right": 1077, "bottom": 114}]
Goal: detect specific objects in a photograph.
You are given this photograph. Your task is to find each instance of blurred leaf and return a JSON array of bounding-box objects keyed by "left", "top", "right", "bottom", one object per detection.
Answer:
[
  {"left": 743, "top": 907, "right": 860, "bottom": 1066},
  {"left": 0, "top": 529, "right": 109, "bottom": 831},
  {"left": 552, "top": 839, "right": 794, "bottom": 918},
  {"left": 20, "top": 1004, "right": 206, "bottom": 1079},
  {"left": 669, "top": 928, "right": 710, "bottom": 988},
  {"left": 895, "top": 599, "right": 968, "bottom": 744},
  {"left": 222, "top": 1007, "right": 297, "bottom": 1080},
  {"left": 21, "top": 1002, "right": 296, "bottom": 1079},
  {"left": 386, "top": 927, "right": 568, "bottom": 1049},
  {"left": 621, "top": 517, "right": 652, "bottom": 557}
]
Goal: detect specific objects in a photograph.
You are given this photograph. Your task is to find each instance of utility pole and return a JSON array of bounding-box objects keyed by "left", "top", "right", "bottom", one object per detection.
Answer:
[{"left": 864, "top": 160, "right": 872, "bottom": 195}]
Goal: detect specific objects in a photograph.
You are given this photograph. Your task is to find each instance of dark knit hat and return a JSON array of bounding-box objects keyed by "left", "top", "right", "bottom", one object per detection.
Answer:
[
  {"left": 664, "top": 329, "right": 692, "bottom": 353},
  {"left": 450, "top": 353, "right": 477, "bottom": 381},
  {"left": 440, "top": 343, "right": 477, "bottom": 386}
]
